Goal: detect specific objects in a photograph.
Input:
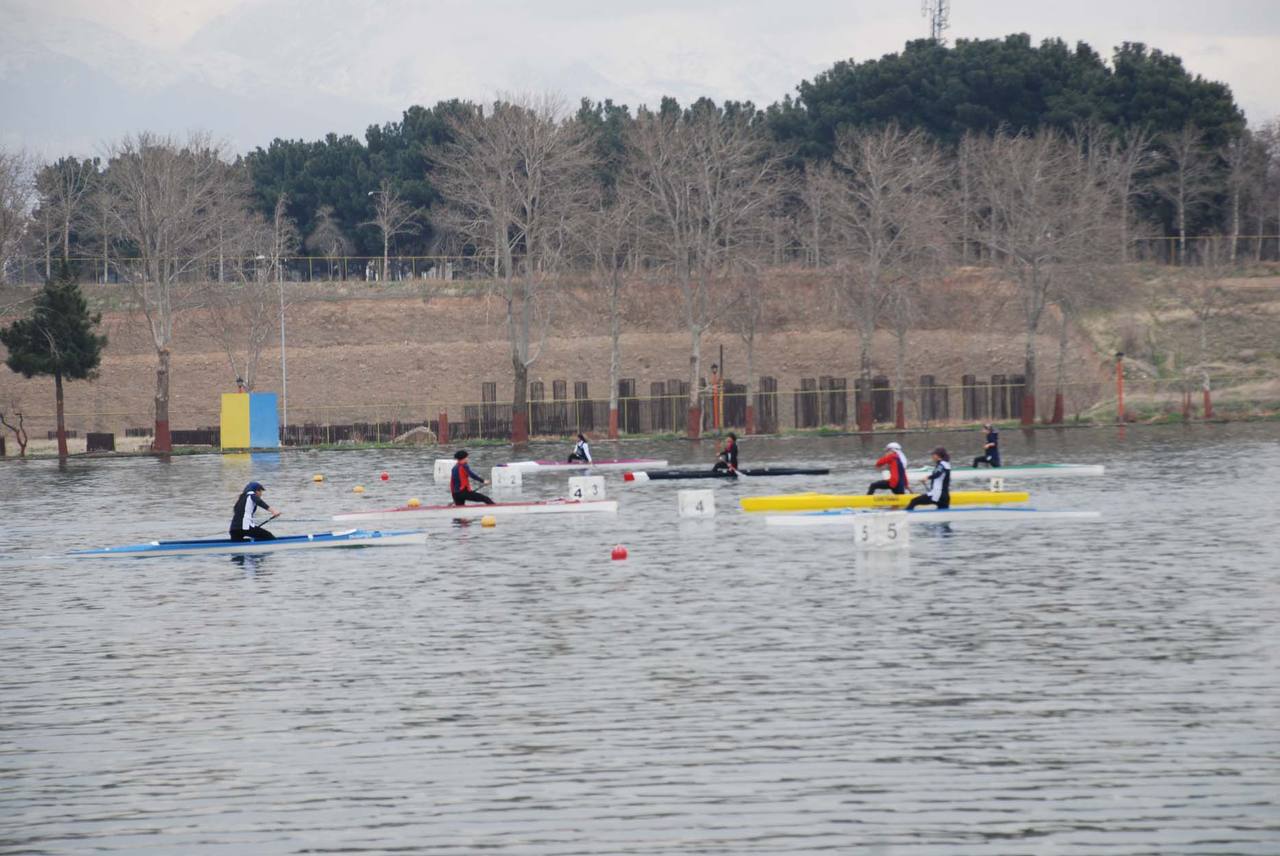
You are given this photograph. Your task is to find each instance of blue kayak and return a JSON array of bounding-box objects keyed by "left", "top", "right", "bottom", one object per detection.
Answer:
[{"left": 70, "top": 528, "right": 428, "bottom": 557}]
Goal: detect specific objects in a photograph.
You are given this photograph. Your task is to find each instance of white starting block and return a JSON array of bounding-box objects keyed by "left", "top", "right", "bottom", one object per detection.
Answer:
[
  {"left": 568, "top": 475, "right": 606, "bottom": 500},
  {"left": 853, "top": 511, "right": 909, "bottom": 551},
  {"left": 678, "top": 489, "right": 716, "bottom": 518},
  {"left": 492, "top": 467, "right": 523, "bottom": 487},
  {"left": 989, "top": 477, "right": 1006, "bottom": 492},
  {"left": 433, "top": 458, "right": 455, "bottom": 482}
]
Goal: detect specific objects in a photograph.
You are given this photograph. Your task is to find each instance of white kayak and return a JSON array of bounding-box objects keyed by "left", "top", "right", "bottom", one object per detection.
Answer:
[
  {"left": 70, "top": 529, "right": 428, "bottom": 557},
  {"left": 498, "top": 458, "right": 668, "bottom": 473},
  {"left": 904, "top": 463, "right": 1105, "bottom": 481},
  {"left": 765, "top": 507, "right": 1102, "bottom": 528},
  {"left": 334, "top": 498, "right": 618, "bottom": 522}
]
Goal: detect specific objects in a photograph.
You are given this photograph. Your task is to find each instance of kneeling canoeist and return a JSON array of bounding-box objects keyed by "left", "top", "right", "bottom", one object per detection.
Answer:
[
  {"left": 973, "top": 423, "right": 1001, "bottom": 468},
  {"left": 451, "top": 450, "right": 494, "bottom": 506},
  {"left": 230, "top": 481, "right": 280, "bottom": 541},
  {"left": 908, "top": 447, "right": 952, "bottom": 510},
  {"left": 868, "top": 442, "right": 909, "bottom": 494},
  {"left": 712, "top": 432, "right": 739, "bottom": 473},
  {"left": 568, "top": 433, "right": 592, "bottom": 464}
]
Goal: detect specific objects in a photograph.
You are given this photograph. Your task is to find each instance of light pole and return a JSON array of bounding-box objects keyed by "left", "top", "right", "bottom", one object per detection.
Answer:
[{"left": 256, "top": 255, "right": 287, "bottom": 440}]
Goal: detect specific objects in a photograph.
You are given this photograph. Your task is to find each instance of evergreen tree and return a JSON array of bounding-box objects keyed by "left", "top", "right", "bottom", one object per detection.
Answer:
[{"left": 0, "top": 262, "right": 107, "bottom": 457}]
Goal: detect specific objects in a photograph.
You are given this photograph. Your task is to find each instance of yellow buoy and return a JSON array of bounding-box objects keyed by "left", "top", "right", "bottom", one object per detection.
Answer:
[
  {"left": 407, "top": 497, "right": 422, "bottom": 508},
  {"left": 481, "top": 515, "right": 497, "bottom": 528},
  {"left": 312, "top": 474, "right": 325, "bottom": 483},
  {"left": 353, "top": 485, "right": 365, "bottom": 494}
]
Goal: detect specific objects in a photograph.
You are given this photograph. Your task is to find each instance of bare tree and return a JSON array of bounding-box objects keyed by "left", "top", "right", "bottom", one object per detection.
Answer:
[
  {"left": 1155, "top": 125, "right": 1216, "bottom": 264},
  {"left": 100, "top": 132, "right": 240, "bottom": 452},
  {"left": 196, "top": 203, "right": 293, "bottom": 392},
  {"left": 35, "top": 157, "right": 98, "bottom": 266},
  {"left": 824, "top": 124, "right": 950, "bottom": 430},
  {"left": 1167, "top": 235, "right": 1237, "bottom": 418},
  {"left": 0, "top": 398, "right": 29, "bottom": 457},
  {"left": 364, "top": 179, "right": 420, "bottom": 282},
  {"left": 1222, "top": 133, "right": 1256, "bottom": 262},
  {"left": 0, "top": 148, "right": 34, "bottom": 283},
  {"left": 966, "top": 128, "right": 1114, "bottom": 425},
  {"left": 627, "top": 104, "right": 783, "bottom": 437},
  {"left": 579, "top": 183, "right": 637, "bottom": 439},
  {"left": 1251, "top": 119, "right": 1279, "bottom": 262},
  {"left": 1105, "top": 126, "right": 1158, "bottom": 262},
  {"left": 432, "top": 95, "right": 596, "bottom": 443},
  {"left": 305, "top": 205, "right": 353, "bottom": 279}
]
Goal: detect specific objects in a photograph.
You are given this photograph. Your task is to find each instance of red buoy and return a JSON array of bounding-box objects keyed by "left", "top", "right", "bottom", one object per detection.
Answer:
[
  {"left": 611, "top": 544, "right": 628, "bottom": 561},
  {"left": 380, "top": 471, "right": 389, "bottom": 481}
]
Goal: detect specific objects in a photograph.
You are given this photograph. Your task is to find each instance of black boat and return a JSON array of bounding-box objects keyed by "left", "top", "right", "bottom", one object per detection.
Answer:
[{"left": 624, "top": 467, "right": 829, "bottom": 482}]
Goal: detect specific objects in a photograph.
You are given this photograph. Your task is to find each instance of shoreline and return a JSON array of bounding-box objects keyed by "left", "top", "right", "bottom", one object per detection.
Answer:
[{"left": 5, "top": 413, "right": 1276, "bottom": 463}]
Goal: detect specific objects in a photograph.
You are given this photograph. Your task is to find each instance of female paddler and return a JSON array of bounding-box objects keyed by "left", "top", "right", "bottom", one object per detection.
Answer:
[
  {"left": 712, "top": 432, "right": 739, "bottom": 473},
  {"left": 229, "top": 481, "right": 280, "bottom": 541},
  {"left": 867, "top": 442, "right": 909, "bottom": 494},
  {"left": 568, "top": 433, "right": 592, "bottom": 464},
  {"left": 450, "top": 450, "right": 494, "bottom": 506},
  {"left": 972, "top": 423, "right": 1001, "bottom": 467},
  {"left": 908, "top": 447, "right": 952, "bottom": 510}
]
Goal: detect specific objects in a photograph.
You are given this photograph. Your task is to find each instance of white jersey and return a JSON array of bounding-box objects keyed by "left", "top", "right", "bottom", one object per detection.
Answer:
[
  {"left": 926, "top": 460, "right": 952, "bottom": 501},
  {"left": 574, "top": 440, "right": 591, "bottom": 463}
]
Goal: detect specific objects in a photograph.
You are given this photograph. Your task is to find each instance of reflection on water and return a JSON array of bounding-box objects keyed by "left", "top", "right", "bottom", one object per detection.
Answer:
[{"left": 2, "top": 423, "right": 1279, "bottom": 854}]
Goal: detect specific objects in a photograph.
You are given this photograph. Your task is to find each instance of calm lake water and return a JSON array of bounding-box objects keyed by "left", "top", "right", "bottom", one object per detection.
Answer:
[{"left": 3, "top": 423, "right": 1279, "bottom": 854}]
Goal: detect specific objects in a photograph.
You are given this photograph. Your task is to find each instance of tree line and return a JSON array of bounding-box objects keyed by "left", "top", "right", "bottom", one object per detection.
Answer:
[{"left": 2, "top": 33, "right": 1279, "bottom": 449}]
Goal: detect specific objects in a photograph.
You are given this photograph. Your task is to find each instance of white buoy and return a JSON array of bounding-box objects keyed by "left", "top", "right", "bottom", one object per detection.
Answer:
[
  {"left": 989, "top": 476, "right": 1006, "bottom": 492},
  {"left": 678, "top": 489, "right": 716, "bottom": 518},
  {"left": 492, "top": 467, "right": 523, "bottom": 487},
  {"left": 433, "top": 458, "right": 454, "bottom": 482},
  {"left": 568, "top": 475, "right": 606, "bottom": 501},
  {"left": 854, "top": 511, "right": 909, "bottom": 552}
]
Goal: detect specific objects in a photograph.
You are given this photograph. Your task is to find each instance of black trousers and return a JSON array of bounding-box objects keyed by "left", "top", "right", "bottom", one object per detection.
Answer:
[
  {"left": 452, "top": 489, "right": 494, "bottom": 506},
  {"left": 907, "top": 494, "right": 950, "bottom": 510},
  {"left": 867, "top": 479, "right": 906, "bottom": 495},
  {"left": 567, "top": 452, "right": 590, "bottom": 463},
  {"left": 229, "top": 526, "right": 276, "bottom": 542},
  {"left": 973, "top": 453, "right": 1001, "bottom": 467}
]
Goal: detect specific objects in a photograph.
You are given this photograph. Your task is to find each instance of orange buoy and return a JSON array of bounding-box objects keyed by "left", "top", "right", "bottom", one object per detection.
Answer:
[
  {"left": 407, "top": 497, "right": 421, "bottom": 507},
  {"left": 353, "top": 485, "right": 365, "bottom": 494},
  {"left": 611, "top": 544, "right": 628, "bottom": 561}
]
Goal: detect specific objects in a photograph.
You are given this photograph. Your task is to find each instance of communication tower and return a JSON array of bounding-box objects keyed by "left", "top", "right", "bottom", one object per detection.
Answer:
[{"left": 922, "top": 0, "right": 950, "bottom": 44}]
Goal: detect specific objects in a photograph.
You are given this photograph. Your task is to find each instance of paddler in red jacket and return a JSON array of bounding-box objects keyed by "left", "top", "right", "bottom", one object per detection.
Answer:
[
  {"left": 867, "top": 441, "right": 910, "bottom": 495},
  {"left": 450, "top": 450, "right": 494, "bottom": 506}
]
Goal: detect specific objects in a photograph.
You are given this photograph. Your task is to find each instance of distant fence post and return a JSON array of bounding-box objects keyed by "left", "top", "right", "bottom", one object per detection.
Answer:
[{"left": 437, "top": 410, "right": 449, "bottom": 445}]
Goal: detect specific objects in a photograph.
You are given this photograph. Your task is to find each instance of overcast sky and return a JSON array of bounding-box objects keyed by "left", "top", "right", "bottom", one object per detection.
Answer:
[{"left": 2, "top": 0, "right": 1277, "bottom": 158}]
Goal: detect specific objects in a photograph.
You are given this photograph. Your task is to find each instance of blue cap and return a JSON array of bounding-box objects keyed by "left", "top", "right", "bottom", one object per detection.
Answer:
[{"left": 245, "top": 481, "right": 265, "bottom": 493}]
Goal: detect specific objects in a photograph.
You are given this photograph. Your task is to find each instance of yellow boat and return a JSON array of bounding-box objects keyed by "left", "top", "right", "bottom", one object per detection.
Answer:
[{"left": 740, "top": 490, "right": 1031, "bottom": 513}]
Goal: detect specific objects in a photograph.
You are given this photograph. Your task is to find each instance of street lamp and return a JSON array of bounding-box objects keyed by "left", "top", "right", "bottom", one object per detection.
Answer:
[{"left": 256, "top": 254, "right": 287, "bottom": 439}]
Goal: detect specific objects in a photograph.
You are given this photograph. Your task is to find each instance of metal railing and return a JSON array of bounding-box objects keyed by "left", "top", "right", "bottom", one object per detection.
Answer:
[
  {"left": 4, "top": 375, "right": 1273, "bottom": 454},
  {"left": 5, "top": 234, "right": 1280, "bottom": 287}
]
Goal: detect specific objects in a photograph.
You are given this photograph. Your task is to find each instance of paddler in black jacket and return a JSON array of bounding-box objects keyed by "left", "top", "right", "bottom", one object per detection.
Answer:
[
  {"left": 908, "top": 447, "right": 952, "bottom": 510},
  {"left": 712, "top": 432, "right": 739, "bottom": 474},
  {"left": 230, "top": 481, "right": 280, "bottom": 541},
  {"left": 973, "top": 423, "right": 1001, "bottom": 467}
]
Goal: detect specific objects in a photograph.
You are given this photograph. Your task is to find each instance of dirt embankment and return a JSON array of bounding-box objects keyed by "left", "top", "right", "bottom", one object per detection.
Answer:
[{"left": 3, "top": 266, "right": 1275, "bottom": 435}]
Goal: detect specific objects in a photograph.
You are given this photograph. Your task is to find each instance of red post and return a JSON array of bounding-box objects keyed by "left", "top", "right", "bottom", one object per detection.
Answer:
[
  {"left": 608, "top": 407, "right": 619, "bottom": 440},
  {"left": 153, "top": 420, "right": 171, "bottom": 453},
  {"left": 1020, "top": 394, "right": 1035, "bottom": 426},
  {"left": 1051, "top": 392, "right": 1065, "bottom": 425},
  {"left": 857, "top": 400, "right": 873, "bottom": 433},
  {"left": 1115, "top": 353, "right": 1125, "bottom": 424},
  {"left": 687, "top": 406, "right": 702, "bottom": 439},
  {"left": 1203, "top": 387, "right": 1213, "bottom": 420},
  {"left": 437, "top": 410, "right": 449, "bottom": 445},
  {"left": 745, "top": 403, "right": 756, "bottom": 435},
  {"left": 894, "top": 399, "right": 905, "bottom": 430},
  {"left": 511, "top": 410, "right": 528, "bottom": 445}
]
